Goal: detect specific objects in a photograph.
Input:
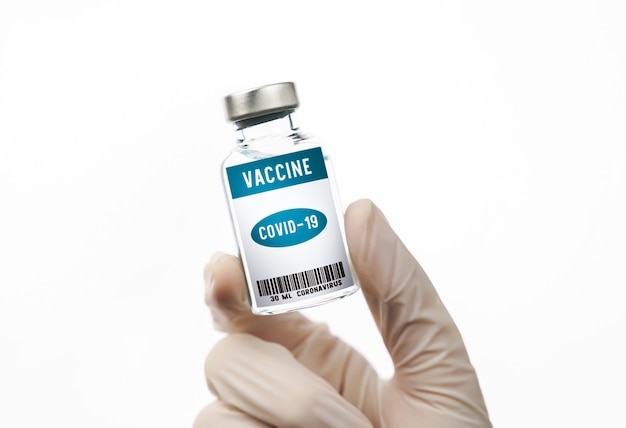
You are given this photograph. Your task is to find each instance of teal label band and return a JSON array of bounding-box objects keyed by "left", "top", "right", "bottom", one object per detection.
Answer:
[{"left": 226, "top": 147, "right": 328, "bottom": 199}]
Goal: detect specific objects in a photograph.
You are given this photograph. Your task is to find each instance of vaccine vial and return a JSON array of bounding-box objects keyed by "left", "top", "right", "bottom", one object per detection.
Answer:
[{"left": 221, "top": 82, "right": 359, "bottom": 315}]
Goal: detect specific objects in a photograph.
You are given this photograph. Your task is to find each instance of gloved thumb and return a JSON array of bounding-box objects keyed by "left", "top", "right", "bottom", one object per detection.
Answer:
[{"left": 345, "top": 199, "right": 490, "bottom": 424}]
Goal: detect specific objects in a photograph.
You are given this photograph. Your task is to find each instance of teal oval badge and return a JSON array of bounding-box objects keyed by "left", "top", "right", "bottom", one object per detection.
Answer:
[{"left": 251, "top": 208, "right": 327, "bottom": 247}]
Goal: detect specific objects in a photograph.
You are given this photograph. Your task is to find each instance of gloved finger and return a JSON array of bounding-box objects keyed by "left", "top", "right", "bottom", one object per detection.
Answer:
[
  {"left": 204, "top": 252, "right": 383, "bottom": 422},
  {"left": 193, "top": 400, "right": 270, "bottom": 428},
  {"left": 345, "top": 199, "right": 489, "bottom": 418},
  {"left": 205, "top": 334, "right": 373, "bottom": 428},
  {"left": 204, "top": 252, "right": 332, "bottom": 357}
]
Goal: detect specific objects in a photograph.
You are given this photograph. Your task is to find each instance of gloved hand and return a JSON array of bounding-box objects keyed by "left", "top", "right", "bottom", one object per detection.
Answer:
[{"left": 194, "top": 199, "right": 491, "bottom": 427}]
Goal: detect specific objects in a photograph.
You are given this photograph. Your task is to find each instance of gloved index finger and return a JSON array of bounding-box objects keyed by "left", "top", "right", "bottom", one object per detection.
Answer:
[
  {"left": 205, "top": 334, "right": 373, "bottom": 428},
  {"left": 204, "top": 252, "right": 383, "bottom": 422},
  {"left": 345, "top": 200, "right": 489, "bottom": 419},
  {"left": 205, "top": 252, "right": 323, "bottom": 349}
]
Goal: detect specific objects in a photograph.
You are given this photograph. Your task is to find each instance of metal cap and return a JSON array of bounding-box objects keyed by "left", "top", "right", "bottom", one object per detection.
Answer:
[{"left": 224, "top": 82, "right": 299, "bottom": 122}]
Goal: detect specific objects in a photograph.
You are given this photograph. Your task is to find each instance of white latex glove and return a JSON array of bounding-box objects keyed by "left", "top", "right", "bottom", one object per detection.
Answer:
[{"left": 195, "top": 199, "right": 491, "bottom": 427}]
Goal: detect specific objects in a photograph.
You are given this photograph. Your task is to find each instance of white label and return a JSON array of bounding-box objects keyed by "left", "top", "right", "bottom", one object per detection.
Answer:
[{"left": 225, "top": 147, "right": 354, "bottom": 309}]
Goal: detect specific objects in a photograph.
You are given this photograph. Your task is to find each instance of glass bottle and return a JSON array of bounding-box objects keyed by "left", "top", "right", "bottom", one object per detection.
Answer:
[{"left": 221, "top": 82, "right": 359, "bottom": 315}]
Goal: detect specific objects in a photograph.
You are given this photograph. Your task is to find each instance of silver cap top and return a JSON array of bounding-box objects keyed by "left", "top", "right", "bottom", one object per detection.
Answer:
[{"left": 224, "top": 82, "right": 299, "bottom": 122}]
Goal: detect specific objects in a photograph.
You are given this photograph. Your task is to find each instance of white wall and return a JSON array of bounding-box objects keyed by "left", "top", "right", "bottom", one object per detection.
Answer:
[{"left": 1, "top": 1, "right": 625, "bottom": 426}]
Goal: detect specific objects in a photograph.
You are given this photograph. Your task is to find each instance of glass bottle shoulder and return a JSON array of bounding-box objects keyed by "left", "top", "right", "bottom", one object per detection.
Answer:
[{"left": 221, "top": 133, "right": 324, "bottom": 169}]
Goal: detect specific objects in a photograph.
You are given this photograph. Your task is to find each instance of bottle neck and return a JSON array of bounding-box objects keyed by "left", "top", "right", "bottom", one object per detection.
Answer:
[{"left": 234, "top": 111, "right": 300, "bottom": 144}]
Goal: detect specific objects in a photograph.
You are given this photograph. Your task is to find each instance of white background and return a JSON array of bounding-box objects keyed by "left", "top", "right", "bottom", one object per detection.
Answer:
[{"left": 1, "top": 1, "right": 625, "bottom": 427}]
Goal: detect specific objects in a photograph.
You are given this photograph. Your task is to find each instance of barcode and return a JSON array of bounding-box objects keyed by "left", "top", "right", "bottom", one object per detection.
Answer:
[{"left": 257, "top": 261, "right": 346, "bottom": 297}]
